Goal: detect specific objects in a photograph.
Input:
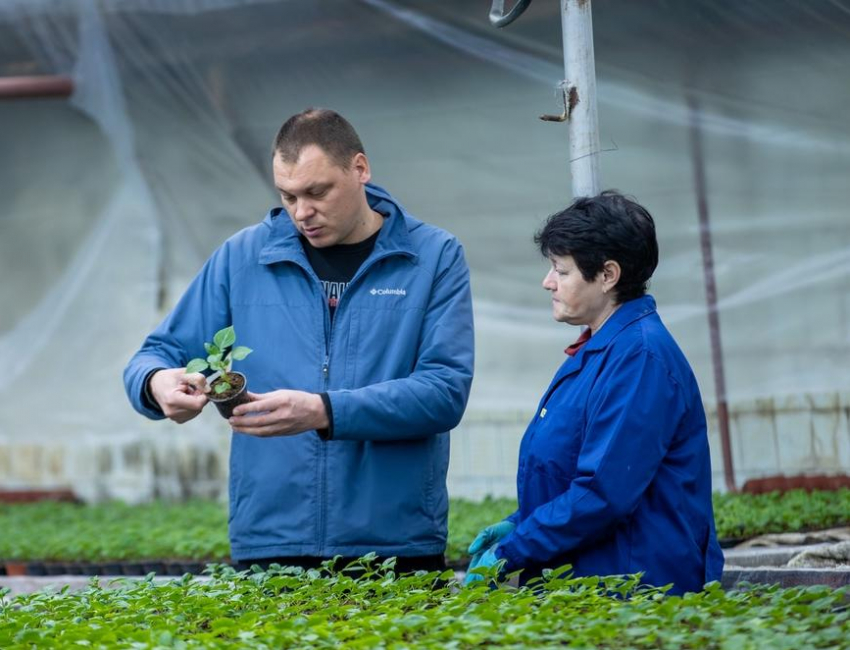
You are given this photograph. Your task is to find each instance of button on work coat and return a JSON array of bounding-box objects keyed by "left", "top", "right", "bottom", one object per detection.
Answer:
[
  {"left": 497, "top": 296, "right": 724, "bottom": 595},
  {"left": 124, "top": 183, "right": 474, "bottom": 561}
]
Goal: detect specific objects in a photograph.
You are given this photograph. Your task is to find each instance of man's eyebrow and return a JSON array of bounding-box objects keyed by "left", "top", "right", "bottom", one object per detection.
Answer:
[{"left": 275, "top": 183, "right": 330, "bottom": 195}]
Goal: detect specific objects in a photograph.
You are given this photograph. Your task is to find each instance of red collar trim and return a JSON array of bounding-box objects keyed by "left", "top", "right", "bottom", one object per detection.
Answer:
[{"left": 564, "top": 328, "right": 592, "bottom": 356}]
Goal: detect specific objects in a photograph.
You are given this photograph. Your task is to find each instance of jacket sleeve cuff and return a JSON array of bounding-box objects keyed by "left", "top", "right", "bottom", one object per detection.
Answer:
[
  {"left": 142, "top": 368, "right": 166, "bottom": 416},
  {"left": 316, "top": 392, "right": 334, "bottom": 441},
  {"left": 494, "top": 538, "right": 521, "bottom": 573}
]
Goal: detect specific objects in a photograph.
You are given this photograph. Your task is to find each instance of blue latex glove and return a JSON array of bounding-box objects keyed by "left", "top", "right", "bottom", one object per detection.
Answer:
[
  {"left": 463, "top": 546, "right": 501, "bottom": 585},
  {"left": 468, "top": 520, "right": 515, "bottom": 556}
]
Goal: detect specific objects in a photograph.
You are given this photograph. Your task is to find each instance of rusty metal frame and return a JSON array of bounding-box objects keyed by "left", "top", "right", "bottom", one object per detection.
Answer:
[{"left": 0, "top": 75, "right": 73, "bottom": 99}]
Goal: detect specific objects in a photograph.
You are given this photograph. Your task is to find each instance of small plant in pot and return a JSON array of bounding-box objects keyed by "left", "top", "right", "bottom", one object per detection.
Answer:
[{"left": 185, "top": 326, "right": 252, "bottom": 419}]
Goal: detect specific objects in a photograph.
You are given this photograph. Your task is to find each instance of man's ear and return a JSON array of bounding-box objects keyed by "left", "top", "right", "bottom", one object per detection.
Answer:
[{"left": 352, "top": 152, "right": 371, "bottom": 184}]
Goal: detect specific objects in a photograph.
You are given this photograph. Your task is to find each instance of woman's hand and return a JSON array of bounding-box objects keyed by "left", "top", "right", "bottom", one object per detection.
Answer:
[
  {"left": 464, "top": 520, "right": 515, "bottom": 585},
  {"left": 464, "top": 546, "right": 503, "bottom": 585},
  {"left": 468, "top": 520, "right": 515, "bottom": 556}
]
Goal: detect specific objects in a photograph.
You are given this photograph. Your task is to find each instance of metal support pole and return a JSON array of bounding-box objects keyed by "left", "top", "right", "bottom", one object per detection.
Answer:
[
  {"left": 0, "top": 76, "right": 73, "bottom": 100},
  {"left": 562, "top": 0, "right": 601, "bottom": 198},
  {"left": 688, "top": 95, "right": 736, "bottom": 493}
]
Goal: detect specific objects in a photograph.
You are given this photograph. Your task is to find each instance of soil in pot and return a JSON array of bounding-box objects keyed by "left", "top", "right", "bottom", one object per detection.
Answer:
[{"left": 208, "top": 372, "right": 250, "bottom": 419}]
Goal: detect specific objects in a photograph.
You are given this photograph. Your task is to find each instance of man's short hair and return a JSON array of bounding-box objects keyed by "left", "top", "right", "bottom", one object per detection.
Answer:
[
  {"left": 534, "top": 190, "right": 659, "bottom": 303},
  {"left": 273, "top": 108, "right": 365, "bottom": 170}
]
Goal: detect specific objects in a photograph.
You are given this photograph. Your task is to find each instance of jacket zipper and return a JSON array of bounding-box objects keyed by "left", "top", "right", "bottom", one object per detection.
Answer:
[
  {"left": 309, "top": 248, "right": 410, "bottom": 557},
  {"left": 318, "top": 290, "right": 330, "bottom": 557}
]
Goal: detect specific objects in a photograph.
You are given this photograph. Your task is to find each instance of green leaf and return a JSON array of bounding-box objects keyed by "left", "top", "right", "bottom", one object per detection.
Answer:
[
  {"left": 230, "top": 346, "right": 252, "bottom": 361},
  {"left": 214, "top": 326, "right": 236, "bottom": 351},
  {"left": 214, "top": 382, "right": 231, "bottom": 394},
  {"left": 185, "top": 359, "right": 209, "bottom": 374},
  {"left": 204, "top": 342, "right": 220, "bottom": 356}
]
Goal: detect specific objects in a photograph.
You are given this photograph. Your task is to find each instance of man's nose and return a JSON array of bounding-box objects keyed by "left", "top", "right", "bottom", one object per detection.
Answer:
[{"left": 294, "top": 198, "right": 316, "bottom": 220}]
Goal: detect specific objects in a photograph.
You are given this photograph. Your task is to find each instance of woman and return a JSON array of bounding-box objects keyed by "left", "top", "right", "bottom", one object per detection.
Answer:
[{"left": 466, "top": 191, "right": 724, "bottom": 595}]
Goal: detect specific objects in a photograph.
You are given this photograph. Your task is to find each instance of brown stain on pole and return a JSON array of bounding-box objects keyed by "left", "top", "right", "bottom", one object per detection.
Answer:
[
  {"left": 568, "top": 86, "right": 580, "bottom": 118},
  {"left": 0, "top": 75, "right": 73, "bottom": 100}
]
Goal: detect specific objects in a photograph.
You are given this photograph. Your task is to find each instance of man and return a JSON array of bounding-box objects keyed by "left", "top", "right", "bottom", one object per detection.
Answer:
[{"left": 124, "top": 108, "right": 474, "bottom": 572}]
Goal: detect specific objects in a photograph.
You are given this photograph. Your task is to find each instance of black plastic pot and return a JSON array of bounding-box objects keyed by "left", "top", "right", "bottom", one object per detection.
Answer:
[
  {"left": 208, "top": 372, "right": 250, "bottom": 419},
  {"left": 80, "top": 562, "right": 104, "bottom": 575},
  {"left": 163, "top": 561, "right": 184, "bottom": 576},
  {"left": 142, "top": 561, "right": 167, "bottom": 575},
  {"left": 44, "top": 562, "right": 70, "bottom": 575},
  {"left": 26, "top": 562, "right": 47, "bottom": 576},
  {"left": 719, "top": 537, "right": 747, "bottom": 549},
  {"left": 121, "top": 562, "right": 146, "bottom": 576},
  {"left": 179, "top": 561, "right": 206, "bottom": 575},
  {"left": 100, "top": 562, "right": 124, "bottom": 575},
  {"left": 66, "top": 562, "right": 85, "bottom": 575}
]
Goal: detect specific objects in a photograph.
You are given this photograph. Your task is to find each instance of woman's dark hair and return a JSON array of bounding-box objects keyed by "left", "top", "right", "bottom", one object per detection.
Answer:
[
  {"left": 273, "top": 108, "right": 365, "bottom": 170},
  {"left": 534, "top": 190, "right": 658, "bottom": 303}
]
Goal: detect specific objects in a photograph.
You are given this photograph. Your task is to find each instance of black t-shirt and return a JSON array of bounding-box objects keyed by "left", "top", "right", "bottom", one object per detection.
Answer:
[
  {"left": 302, "top": 228, "right": 380, "bottom": 441},
  {"left": 301, "top": 229, "right": 380, "bottom": 320}
]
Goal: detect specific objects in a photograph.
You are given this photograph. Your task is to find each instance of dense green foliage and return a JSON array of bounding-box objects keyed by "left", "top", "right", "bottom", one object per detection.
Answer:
[
  {"left": 2, "top": 563, "right": 848, "bottom": 649},
  {"left": 713, "top": 488, "right": 850, "bottom": 540},
  {"left": 0, "top": 501, "right": 230, "bottom": 562},
  {"left": 1, "top": 490, "right": 847, "bottom": 564}
]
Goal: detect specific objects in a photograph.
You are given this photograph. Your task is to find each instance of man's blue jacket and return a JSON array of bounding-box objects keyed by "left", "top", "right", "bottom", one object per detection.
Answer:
[
  {"left": 496, "top": 296, "right": 724, "bottom": 595},
  {"left": 124, "top": 184, "right": 474, "bottom": 560}
]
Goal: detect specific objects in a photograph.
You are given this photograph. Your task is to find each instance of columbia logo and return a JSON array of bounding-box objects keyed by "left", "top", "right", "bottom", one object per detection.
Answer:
[{"left": 370, "top": 287, "right": 407, "bottom": 296}]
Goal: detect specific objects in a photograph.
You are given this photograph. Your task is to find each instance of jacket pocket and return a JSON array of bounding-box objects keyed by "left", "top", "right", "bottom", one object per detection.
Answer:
[{"left": 524, "top": 403, "right": 585, "bottom": 483}]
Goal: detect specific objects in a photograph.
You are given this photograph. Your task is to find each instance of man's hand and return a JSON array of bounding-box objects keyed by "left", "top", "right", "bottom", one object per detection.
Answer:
[
  {"left": 229, "top": 390, "right": 329, "bottom": 437},
  {"left": 149, "top": 368, "right": 209, "bottom": 423}
]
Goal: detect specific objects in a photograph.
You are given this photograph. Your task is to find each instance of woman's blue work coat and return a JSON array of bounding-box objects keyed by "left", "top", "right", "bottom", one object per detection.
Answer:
[{"left": 496, "top": 296, "right": 724, "bottom": 595}]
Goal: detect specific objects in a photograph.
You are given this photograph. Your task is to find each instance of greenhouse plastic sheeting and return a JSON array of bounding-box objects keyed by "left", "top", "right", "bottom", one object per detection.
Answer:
[{"left": 0, "top": 0, "right": 848, "bottom": 500}]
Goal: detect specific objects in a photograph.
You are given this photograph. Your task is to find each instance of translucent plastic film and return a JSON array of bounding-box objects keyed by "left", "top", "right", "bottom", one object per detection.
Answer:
[{"left": 1, "top": 0, "right": 848, "bottom": 499}]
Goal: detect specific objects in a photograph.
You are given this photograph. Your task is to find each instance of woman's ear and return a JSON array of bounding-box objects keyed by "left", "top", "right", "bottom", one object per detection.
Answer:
[{"left": 601, "top": 260, "right": 621, "bottom": 294}]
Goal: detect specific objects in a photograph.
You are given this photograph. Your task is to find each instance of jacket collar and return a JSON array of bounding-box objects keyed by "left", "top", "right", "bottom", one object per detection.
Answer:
[
  {"left": 258, "top": 182, "right": 417, "bottom": 266},
  {"left": 583, "top": 294, "right": 657, "bottom": 353},
  {"left": 553, "top": 295, "right": 657, "bottom": 380}
]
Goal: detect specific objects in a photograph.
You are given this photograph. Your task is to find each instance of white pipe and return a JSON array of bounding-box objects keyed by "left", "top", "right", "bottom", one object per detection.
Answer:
[{"left": 562, "top": 0, "right": 601, "bottom": 198}]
